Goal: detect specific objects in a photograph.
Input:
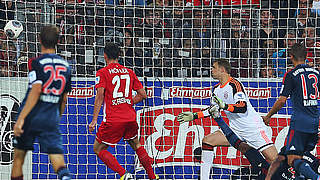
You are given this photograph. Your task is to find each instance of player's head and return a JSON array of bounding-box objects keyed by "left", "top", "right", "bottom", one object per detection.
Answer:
[
  {"left": 39, "top": 25, "right": 59, "bottom": 49},
  {"left": 104, "top": 42, "right": 120, "bottom": 62},
  {"left": 211, "top": 58, "right": 231, "bottom": 79},
  {"left": 289, "top": 43, "right": 307, "bottom": 62}
]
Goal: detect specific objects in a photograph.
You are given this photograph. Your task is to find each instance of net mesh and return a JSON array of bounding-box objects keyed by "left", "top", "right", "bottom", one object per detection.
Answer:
[{"left": 0, "top": 0, "right": 319, "bottom": 179}]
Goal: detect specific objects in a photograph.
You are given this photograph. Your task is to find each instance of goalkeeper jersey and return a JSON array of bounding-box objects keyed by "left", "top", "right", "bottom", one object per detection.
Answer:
[
  {"left": 213, "top": 77, "right": 266, "bottom": 134},
  {"left": 95, "top": 63, "right": 143, "bottom": 123}
]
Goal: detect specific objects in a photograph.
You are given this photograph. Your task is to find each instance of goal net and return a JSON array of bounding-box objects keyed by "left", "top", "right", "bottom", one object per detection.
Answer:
[{"left": 0, "top": 0, "right": 319, "bottom": 179}]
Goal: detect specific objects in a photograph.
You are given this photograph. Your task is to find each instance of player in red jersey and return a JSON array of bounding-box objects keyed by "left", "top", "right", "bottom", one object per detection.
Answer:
[{"left": 89, "top": 42, "right": 158, "bottom": 180}]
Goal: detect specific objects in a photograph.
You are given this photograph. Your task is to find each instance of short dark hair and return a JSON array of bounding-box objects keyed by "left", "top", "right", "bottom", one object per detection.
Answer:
[
  {"left": 40, "top": 25, "right": 59, "bottom": 49},
  {"left": 104, "top": 42, "right": 120, "bottom": 60},
  {"left": 289, "top": 43, "right": 307, "bottom": 61},
  {"left": 214, "top": 58, "right": 231, "bottom": 74}
]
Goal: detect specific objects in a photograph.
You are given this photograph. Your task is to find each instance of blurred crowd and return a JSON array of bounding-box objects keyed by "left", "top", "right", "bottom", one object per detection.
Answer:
[{"left": 0, "top": 0, "right": 320, "bottom": 78}]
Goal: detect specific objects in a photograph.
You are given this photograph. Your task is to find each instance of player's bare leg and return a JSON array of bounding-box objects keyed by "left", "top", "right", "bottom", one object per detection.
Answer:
[
  {"left": 11, "top": 148, "right": 27, "bottom": 180},
  {"left": 128, "top": 137, "right": 158, "bottom": 179},
  {"left": 49, "top": 154, "right": 71, "bottom": 180},
  {"left": 202, "top": 131, "right": 230, "bottom": 147},
  {"left": 265, "top": 155, "right": 286, "bottom": 180},
  {"left": 200, "top": 131, "right": 230, "bottom": 180},
  {"left": 92, "top": 139, "right": 127, "bottom": 177},
  {"left": 49, "top": 154, "right": 66, "bottom": 172},
  {"left": 261, "top": 145, "right": 278, "bottom": 162},
  {"left": 93, "top": 139, "right": 108, "bottom": 155},
  {"left": 127, "top": 136, "right": 141, "bottom": 150}
]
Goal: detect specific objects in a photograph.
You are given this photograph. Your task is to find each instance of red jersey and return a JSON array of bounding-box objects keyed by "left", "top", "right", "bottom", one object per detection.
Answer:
[{"left": 95, "top": 63, "right": 143, "bottom": 123}]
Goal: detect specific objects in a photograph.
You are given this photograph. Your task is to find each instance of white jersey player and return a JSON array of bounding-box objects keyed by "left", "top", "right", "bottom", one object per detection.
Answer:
[
  {"left": 212, "top": 76, "right": 271, "bottom": 150},
  {"left": 177, "top": 59, "right": 278, "bottom": 180}
]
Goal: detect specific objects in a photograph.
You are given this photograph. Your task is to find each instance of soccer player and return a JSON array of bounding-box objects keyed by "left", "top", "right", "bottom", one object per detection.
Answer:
[
  {"left": 177, "top": 58, "right": 278, "bottom": 180},
  {"left": 11, "top": 25, "right": 72, "bottom": 180},
  {"left": 199, "top": 105, "right": 320, "bottom": 180},
  {"left": 263, "top": 43, "right": 320, "bottom": 180},
  {"left": 269, "top": 147, "right": 320, "bottom": 180},
  {"left": 89, "top": 42, "right": 158, "bottom": 180}
]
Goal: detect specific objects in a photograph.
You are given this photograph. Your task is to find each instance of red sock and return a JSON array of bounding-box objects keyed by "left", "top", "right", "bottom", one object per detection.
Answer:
[
  {"left": 98, "top": 150, "right": 126, "bottom": 176},
  {"left": 11, "top": 175, "right": 23, "bottom": 180},
  {"left": 136, "top": 146, "right": 156, "bottom": 179}
]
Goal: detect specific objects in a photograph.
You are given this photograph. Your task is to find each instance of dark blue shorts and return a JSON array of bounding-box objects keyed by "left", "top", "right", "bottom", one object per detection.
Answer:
[
  {"left": 282, "top": 129, "right": 318, "bottom": 156},
  {"left": 13, "top": 128, "right": 64, "bottom": 154}
]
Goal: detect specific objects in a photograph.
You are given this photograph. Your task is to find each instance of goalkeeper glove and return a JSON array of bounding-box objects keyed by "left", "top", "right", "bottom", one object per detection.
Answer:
[
  {"left": 177, "top": 112, "right": 196, "bottom": 124},
  {"left": 212, "top": 95, "right": 227, "bottom": 110},
  {"left": 208, "top": 105, "right": 221, "bottom": 118}
]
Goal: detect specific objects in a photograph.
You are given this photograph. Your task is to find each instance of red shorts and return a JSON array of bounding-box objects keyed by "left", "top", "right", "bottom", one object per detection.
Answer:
[{"left": 96, "top": 121, "right": 139, "bottom": 145}]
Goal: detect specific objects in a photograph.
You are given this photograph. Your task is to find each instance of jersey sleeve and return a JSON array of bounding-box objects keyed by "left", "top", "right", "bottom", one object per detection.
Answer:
[
  {"left": 64, "top": 72, "right": 72, "bottom": 93},
  {"left": 280, "top": 73, "right": 293, "bottom": 97},
  {"left": 28, "top": 57, "right": 36, "bottom": 71},
  {"left": 132, "top": 71, "right": 143, "bottom": 91},
  {"left": 95, "top": 70, "right": 107, "bottom": 89},
  {"left": 227, "top": 79, "right": 247, "bottom": 113},
  {"left": 29, "top": 60, "right": 45, "bottom": 85}
]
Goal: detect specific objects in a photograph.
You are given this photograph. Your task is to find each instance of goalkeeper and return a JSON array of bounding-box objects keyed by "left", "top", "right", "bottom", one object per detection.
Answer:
[{"left": 177, "top": 59, "right": 278, "bottom": 180}]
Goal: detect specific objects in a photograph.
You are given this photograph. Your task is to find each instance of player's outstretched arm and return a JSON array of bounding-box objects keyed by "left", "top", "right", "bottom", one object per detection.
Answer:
[
  {"left": 14, "top": 83, "right": 42, "bottom": 137},
  {"left": 59, "top": 92, "right": 68, "bottom": 117},
  {"left": 263, "top": 96, "right": 287, "bottom": 125},
  {"left": 212, "top": 95, "right": 247, "bottom": 113},
  {"left": 177, "top": 112, "right": 196, "bottom": 124},
  {"left": 132, "top": 88, "right": 147, "bottom": 104},
  {"left": 89, "top": 87, "right": 105, "bottom": 133},
  {"left": 176, "top": 105, "right": 216, "bottom": 124}
]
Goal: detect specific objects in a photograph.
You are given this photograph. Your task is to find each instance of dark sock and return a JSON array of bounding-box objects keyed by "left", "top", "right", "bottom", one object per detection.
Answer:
[
  {"left": 57, "top": 167, "right": 71, "bottom": 180},
  {"left": 303, "top": 151, "right": 320, "bottom": 173},
  {"left": 293, "top": 159, "right": 320, "bottom": 180},
  {"left": 214, "top": 117, "right": 241, "bottom": 148},
  {"left": 11, "top": 175, "right": 23, "bottom": 180},
  {"left": 244, "top": 148, "right": 270, "bottom": 174}
]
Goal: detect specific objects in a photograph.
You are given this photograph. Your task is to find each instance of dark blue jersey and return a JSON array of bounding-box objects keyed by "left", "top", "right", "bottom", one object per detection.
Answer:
[
  {"left": 271, "top": 147, "right": 320, "bottom": 180},
  {"left": 19, "top": 54, "right": 72, "bottom": 131},
  {"left": 280, "top": 64, "right": 320, "bottom": 133}
]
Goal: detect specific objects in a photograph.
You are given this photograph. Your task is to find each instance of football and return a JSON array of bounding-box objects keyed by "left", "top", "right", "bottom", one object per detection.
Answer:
[{"left": 4, "top": 20, "right": 23, "bottom": 39}]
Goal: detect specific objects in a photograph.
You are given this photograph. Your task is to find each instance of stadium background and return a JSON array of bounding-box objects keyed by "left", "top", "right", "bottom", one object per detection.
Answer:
[{"left": 1, "top": 0, "right": 320, "bottom": 179}]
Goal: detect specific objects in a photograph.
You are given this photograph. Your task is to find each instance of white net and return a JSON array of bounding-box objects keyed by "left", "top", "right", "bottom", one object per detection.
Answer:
[{"left": 0, "top": 0, "right": 319, "bottom": 179}]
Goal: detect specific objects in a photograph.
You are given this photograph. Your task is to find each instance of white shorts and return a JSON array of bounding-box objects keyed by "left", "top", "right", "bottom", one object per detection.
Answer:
[{"left": 225, "top": 125, "right": 274, "bottom": 152}]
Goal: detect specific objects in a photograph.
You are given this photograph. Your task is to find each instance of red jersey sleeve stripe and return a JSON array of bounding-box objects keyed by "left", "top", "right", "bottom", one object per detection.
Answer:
[
  {"left": 233, "top": 101, "right": 246, "bottom": 108},
  {"left": 230, "top": 79, "right": 243, "bottom": 93}
]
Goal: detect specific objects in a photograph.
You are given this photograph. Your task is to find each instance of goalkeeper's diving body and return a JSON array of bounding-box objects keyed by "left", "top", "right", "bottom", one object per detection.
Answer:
[{"left": 177, "top": 59, "right": 278, "bottom": 180}]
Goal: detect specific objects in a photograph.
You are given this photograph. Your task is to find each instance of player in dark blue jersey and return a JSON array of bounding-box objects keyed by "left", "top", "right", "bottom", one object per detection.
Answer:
[
  {"left": 207, "top": 105, "right": 320, "bottom": 180},
  {"left": 11, "top": 25, "right": 72, "bottom": 180},
  {"left": 270, "top": 147, "right": 320, "bottom": 180},
  {"left": 263, "top": 43, "right": 320, "bottom": 180}
]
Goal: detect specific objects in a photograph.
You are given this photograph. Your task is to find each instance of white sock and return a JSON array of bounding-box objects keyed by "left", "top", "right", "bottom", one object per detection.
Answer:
[{"left": 200, "top": 149, "right": 215, "bottom": 180}]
